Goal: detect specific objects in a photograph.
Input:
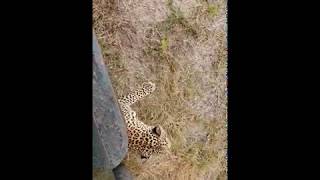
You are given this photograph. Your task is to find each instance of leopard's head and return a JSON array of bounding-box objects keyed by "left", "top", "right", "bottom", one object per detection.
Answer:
[
  {"left": 135, "top": 124, "right": 171, "bottom": 159},
  {"left": 149, "top": 125, "right": 171, "bottom": 154}
]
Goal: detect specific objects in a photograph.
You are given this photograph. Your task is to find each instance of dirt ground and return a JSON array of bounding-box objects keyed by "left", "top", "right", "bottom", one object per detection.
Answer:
[{"left": 93, "top": 0, "right": 227, "bottom": 179}]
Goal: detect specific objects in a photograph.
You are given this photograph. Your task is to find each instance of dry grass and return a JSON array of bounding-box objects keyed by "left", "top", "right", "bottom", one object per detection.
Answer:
[{"left": 93, "top": 0, "right": 227, "bottom": 179}]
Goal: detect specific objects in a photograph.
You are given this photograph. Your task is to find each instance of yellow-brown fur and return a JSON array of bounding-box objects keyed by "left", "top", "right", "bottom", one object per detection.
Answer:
[{"left": 118, "top": 82, "right": 170, "bottom": 159}]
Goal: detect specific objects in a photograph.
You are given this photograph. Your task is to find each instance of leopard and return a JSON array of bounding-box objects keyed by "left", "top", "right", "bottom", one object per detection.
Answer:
[{"left": 118, "top": 82, "right": 171, "bottom": 159}]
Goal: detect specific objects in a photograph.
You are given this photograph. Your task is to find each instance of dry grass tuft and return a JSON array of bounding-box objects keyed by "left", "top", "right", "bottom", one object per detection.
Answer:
[{"left": 93, "top": 0, "right": 227, "bottom": 179}]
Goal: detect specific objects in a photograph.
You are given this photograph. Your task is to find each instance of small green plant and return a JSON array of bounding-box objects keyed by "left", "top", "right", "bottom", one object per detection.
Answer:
[
  {"left": 166, "top": 0, "right": 174, "bottom": 10},
  {"left": 207, "top": 4, "right": 218, "bottom": 17},
  {"left": 160, "top": 1, "right": 198, "bottom": 38},
  {"left": 105, "top": 51, "right": 124, "bottom": 69},
  {"left": 160, "top": 36, "right": 169, "bottom": 53}
]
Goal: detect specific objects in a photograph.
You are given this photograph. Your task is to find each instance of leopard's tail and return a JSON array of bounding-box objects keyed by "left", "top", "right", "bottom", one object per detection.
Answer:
[{"left": 118, "top": 82, "right": 156, "bottom": 106}]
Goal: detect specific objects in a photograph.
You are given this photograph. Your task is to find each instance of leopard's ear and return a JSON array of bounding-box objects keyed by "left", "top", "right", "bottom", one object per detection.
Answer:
[
  {"left": 152, "top": 125, "right": 161, "bottom": 136},
  {"left": 141, "top": 155, "right": 149, "bottom": 159}
]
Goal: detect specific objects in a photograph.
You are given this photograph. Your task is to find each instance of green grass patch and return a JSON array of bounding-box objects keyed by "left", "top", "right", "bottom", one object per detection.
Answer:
[{"left": 207, "top": 4, "right": 219, "bottom": 17}]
